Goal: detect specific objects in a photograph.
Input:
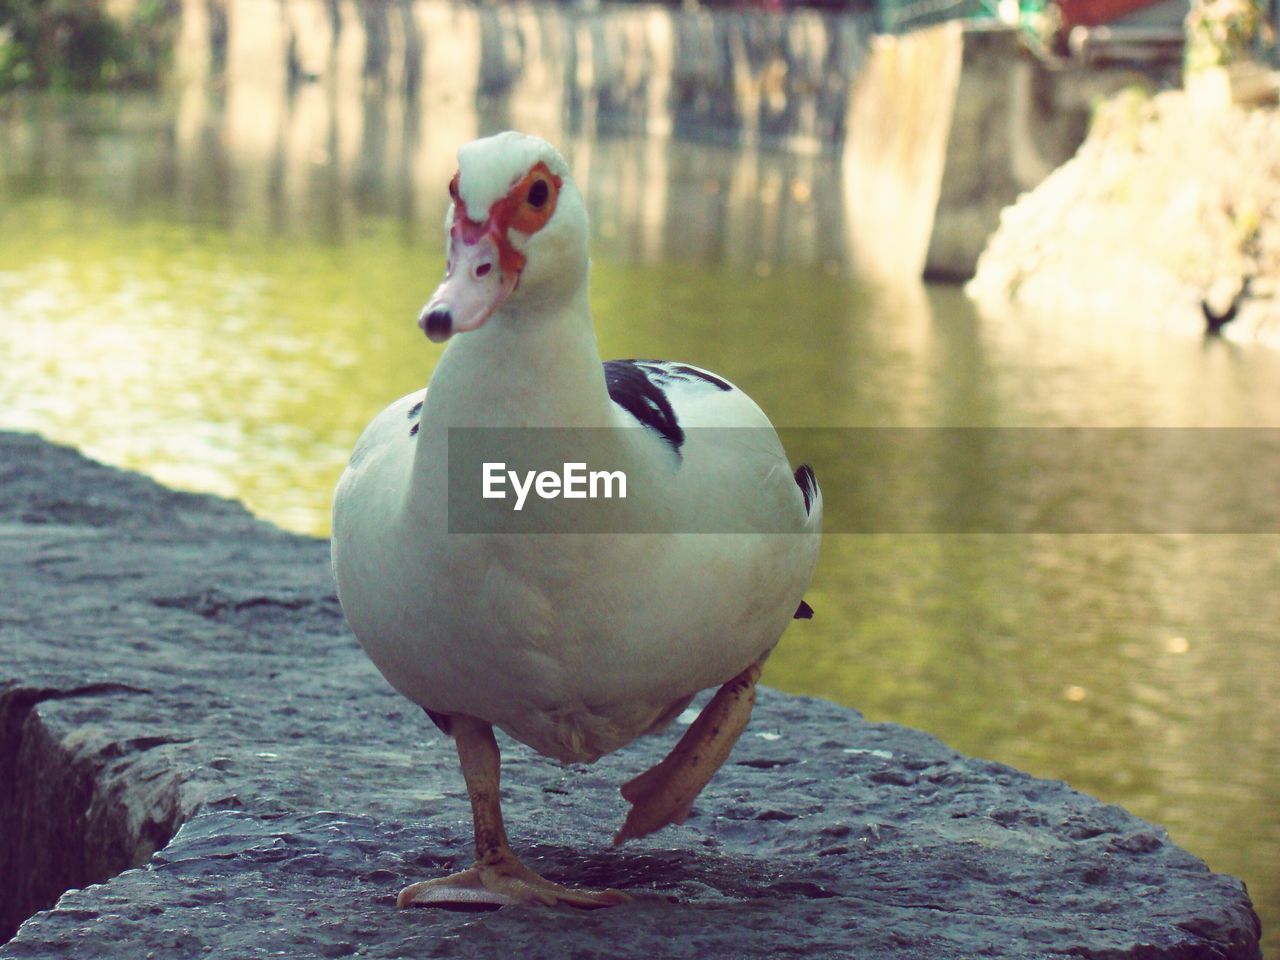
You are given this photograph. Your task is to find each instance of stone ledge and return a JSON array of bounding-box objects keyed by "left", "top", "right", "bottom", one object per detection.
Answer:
[{"left": 0, "top": 431, "right": 1262, "bottom": 958}]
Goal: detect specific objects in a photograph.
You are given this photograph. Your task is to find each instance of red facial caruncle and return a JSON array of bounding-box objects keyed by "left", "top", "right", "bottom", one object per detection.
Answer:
[{"left": 418, "top": 162, "right": 563, "bottom": 343}]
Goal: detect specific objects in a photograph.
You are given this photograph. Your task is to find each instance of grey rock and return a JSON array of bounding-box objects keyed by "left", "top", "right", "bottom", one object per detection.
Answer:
[{"left": 0, "top": 432, "right": 1262, "bottom": 958}]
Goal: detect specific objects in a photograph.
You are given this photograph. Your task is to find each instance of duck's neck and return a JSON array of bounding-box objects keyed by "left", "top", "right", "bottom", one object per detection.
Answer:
[{"left": 420, "top": 282, "right": 612, "bottom": 429}]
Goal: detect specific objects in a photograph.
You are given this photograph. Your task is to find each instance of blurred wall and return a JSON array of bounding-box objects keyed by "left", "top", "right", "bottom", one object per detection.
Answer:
[
  {"left": 845, "top": 22, "right": 1161, "bottom": 280},
  {"left": 164, "top": 0, "right": 868, "bottom": 270},
  {"left": 175, "top": 0, "right": 871, "bottom": 153},
  {"left": 168, "top": 0, "right": 1140, "bottom": 281}
]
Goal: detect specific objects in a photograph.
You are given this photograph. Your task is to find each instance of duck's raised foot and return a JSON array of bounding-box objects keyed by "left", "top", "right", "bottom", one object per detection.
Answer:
[
  {"left": 615, "top": 662, "right": 763, "bottom": 845},
  {"left": 397, "top": 851, "right": 631, "bottom": 910}
]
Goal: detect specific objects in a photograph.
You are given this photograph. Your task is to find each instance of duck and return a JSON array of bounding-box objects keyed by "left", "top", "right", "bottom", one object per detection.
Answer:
[{"left": 331, "top": 131, "right": 822, "bottom": 910}]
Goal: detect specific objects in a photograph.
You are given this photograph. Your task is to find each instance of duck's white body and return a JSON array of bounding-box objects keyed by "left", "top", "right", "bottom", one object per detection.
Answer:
[{"left": 332, "top": 131, "right": 820, "bottom": 771}]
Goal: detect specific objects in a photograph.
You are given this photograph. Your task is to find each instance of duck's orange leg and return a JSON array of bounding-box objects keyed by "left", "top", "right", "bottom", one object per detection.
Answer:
[
  {"left": 614, "top": 662, "right": 762, "bottom": 845},
  {"left": 398, "top": 714, "right": 630, "bottom": 909}
]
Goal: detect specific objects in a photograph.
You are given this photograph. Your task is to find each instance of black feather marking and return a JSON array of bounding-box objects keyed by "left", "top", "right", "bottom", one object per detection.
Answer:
[
  {"left": 409, "top": 422, "right": 419, "bottom": 438},
  {"left": 407, "top": 400, "right": 424, "bottom": 419},
  {"left": 603, "top": 360, "right": 684, "bottom": 451},
  {"left": 794, "top": 600, "right": 814, "bottom": 619},
  {"left": 408, "top": 399, "right": 422, "bottom": 438},
  {"left": 424, "top": 707, "right": 452, "bottom": 735},
  {"left": 794, "top": 464, "right": 818, "bottom": 516},
  {"left": 630, "top": 360, "right": 733, "bottom": 392}
]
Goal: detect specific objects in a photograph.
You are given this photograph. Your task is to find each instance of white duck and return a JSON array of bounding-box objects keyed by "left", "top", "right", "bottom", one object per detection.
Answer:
[{"left": 331, "top": 131, "right": 822, "bottom": 909}]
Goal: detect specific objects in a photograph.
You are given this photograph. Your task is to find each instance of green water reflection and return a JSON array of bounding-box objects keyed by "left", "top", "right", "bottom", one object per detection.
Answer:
[{"left": 1, "top": 94, "right": 1277, "bottom": 952}]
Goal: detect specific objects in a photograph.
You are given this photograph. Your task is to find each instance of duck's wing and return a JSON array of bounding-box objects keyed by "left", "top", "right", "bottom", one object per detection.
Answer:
[
  {"left": 332, "top": 387, "right": 428, "bottom": 545},
  {"left": 340, "top": 388, "right": 427, "bottom": 476},
  {"left": 603, "top": 359, "right": 822, "bottom": 535}
]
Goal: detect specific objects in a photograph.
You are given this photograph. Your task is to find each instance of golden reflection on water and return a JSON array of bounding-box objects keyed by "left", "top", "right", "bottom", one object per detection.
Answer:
[
  {"left": 2, "top": 96, "right": 1280, "bottom": 954},
  {"left": 0, "top": 200, "right": 433, "bottom": 532},
  {"left": 0, "top": 189, "right": 858, "bottom": 535}
]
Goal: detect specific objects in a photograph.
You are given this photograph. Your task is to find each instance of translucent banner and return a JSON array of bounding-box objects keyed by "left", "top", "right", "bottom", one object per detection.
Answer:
[{"left": 444, "top": 427, "right": 1280, "bottom": 534}]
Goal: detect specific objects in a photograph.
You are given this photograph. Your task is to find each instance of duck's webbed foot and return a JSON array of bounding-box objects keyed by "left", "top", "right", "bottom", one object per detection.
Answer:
[
  {"left": 614, "top": 662, "right": 762, "bottom": 845},
  {"left": 399, "top": 713, "right": 630, "bottom": 910},
  {"left": 398, "top": 846, "right": 629, "bottom": 909}
]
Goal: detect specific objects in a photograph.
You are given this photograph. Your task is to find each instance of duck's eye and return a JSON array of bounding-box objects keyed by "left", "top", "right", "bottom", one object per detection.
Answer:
[
  {"left": 448, "top": 173, "right": 460, "bottom": 202},
  {"left": 507, "top": 163, "right": 560, "bottom": 235}
]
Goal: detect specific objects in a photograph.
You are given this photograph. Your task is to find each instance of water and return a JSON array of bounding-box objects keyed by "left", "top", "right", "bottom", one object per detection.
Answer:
[{"left": 2, "top": 91, "right": 1277, "bottom": 952}]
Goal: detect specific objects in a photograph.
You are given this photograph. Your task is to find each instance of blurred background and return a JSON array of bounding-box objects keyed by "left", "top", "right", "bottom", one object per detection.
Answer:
[{"left": 1, "top": 0, "right": 1277, "bottom": 951}]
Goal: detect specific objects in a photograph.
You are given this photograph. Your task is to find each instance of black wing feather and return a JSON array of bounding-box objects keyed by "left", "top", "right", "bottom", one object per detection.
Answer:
[
  {"left": 602, "top": 359, "right": 737, "bottom": 453},
  {"left": 603, "top": 360, "right": 685, "bottom": 451},
  {"left": 794, "top": 464, "right": 818, "bottom": 516}
]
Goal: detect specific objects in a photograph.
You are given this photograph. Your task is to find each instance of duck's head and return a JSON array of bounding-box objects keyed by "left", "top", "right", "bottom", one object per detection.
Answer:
[{"left": 418, "top": 132, "right": 588, "bottom": 343}]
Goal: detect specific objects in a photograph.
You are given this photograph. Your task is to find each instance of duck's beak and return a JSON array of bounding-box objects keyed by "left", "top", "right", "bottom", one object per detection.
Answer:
[{"left": 418, "top": 227, "right": 519, "bottom": 343}]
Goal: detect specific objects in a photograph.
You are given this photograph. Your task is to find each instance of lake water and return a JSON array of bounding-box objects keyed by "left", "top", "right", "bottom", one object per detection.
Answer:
[{"left": 1, "top": 91, "right": 1277, "bottom": 951}]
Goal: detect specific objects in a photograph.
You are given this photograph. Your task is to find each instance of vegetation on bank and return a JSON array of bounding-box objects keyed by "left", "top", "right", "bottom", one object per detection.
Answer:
[
  {"left": 0, "top": 0, "right": 175, "bottom": 93},
  {"left": 1185, "top": 0, "right": 1274, "bottom": 71}
]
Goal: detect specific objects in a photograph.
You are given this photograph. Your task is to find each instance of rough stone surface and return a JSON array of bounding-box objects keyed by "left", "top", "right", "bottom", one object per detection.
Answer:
[
  {"left": 968, "top": 90, "right": 1280, "bottom": 347},
  {"left": 0, "top": 431, "right": 1263, "bottom": 958}
]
